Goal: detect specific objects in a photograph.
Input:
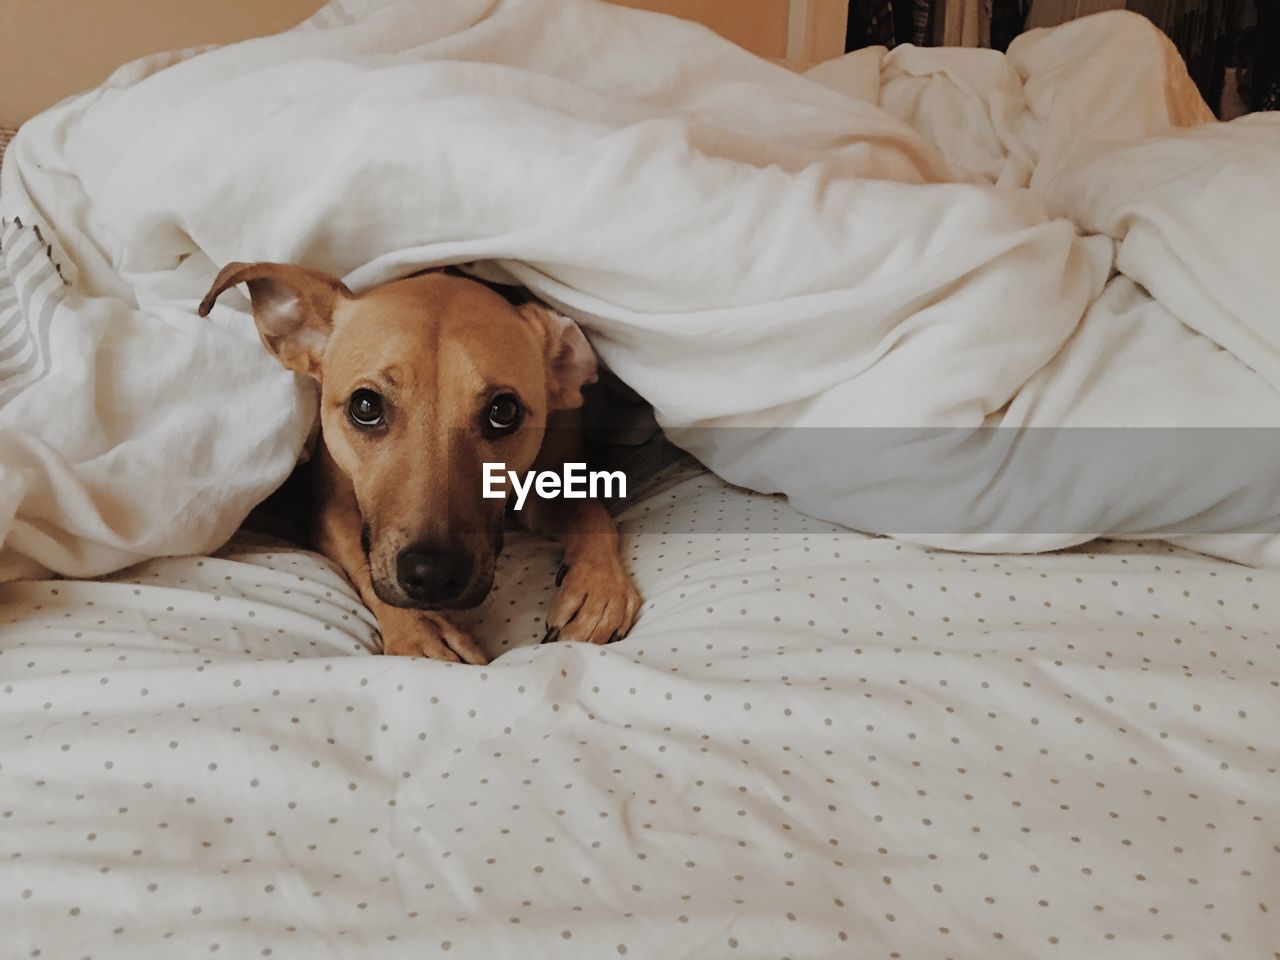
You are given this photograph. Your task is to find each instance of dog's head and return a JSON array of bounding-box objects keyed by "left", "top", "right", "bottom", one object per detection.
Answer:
[{"left": 200, "top": 262, "right": 596, "bottom": 610}]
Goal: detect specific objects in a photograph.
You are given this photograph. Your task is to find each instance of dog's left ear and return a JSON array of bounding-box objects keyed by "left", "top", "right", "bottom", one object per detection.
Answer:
[
  {"left": 518, "top": 304, "right": 598, "bottom": 410},
  {"left": 198, "top": 261, "right": 351, "bottom": 379}
]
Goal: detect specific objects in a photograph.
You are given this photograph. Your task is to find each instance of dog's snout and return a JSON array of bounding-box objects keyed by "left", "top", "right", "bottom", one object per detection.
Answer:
[{"left": 396, "top": 547, "right": 474, "bottom": 606}]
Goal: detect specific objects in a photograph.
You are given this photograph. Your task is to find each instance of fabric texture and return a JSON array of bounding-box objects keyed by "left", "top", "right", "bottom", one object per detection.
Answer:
[
  {"left": 2, "top": 444, "right": 1278, "bottom": 958},
  {"left": 1, "top": 1, "right": 1279, "bottom": 581}
]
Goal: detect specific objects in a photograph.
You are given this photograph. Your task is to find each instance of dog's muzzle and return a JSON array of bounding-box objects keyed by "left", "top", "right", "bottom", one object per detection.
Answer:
[{"left": 395, "top": 547, "right": 475, "bottom": 607}]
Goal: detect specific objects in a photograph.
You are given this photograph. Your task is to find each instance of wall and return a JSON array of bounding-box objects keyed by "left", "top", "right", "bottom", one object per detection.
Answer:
[
  {"left": 0, "top": 1, "right": 846, "bottom": 127},
  {"left": 0, "top": 0, "right": 325, "bottom": 127}
]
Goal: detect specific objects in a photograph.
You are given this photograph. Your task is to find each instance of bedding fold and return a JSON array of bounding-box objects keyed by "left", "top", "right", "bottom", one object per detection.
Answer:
[{"left": 1, "top": 0, "right": 1278, "bottom": 575}]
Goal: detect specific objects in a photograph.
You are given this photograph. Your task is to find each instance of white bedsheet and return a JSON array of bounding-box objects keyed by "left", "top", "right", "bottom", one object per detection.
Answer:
[
  {"left": 4, "top": 0, "right": 1280, "bottom": 581},
  {"left": 3, "top": 450, "right": 1278, "bottom": 957}
]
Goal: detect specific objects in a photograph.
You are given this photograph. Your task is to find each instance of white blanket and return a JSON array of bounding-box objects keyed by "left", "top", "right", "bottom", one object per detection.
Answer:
[
  {"left": 2, "top": 0, "right": 1279, "bottom": 577},
  {"left": 5, "top": 453, "right": 1280, "bottom": 958}
]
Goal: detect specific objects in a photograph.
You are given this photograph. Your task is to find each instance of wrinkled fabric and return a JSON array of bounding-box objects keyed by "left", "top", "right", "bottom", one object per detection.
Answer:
[
  {"left": 2, "top": 451, "right": 1278, "bottom": 957},
  {"left": 1, "top": 1, "right": 1278, "bottom": 578}
]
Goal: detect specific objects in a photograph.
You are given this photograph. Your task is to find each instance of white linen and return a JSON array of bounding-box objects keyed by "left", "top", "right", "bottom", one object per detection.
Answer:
[
  {"left": 2, "top": 0, "right": 1280, "bottom": 579},
  {"left": 3, "top": 451, "right": 1278, "bottom": 957}
]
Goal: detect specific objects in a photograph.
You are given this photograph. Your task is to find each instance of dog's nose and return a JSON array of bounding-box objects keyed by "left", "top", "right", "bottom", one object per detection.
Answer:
[{"left": 396, "top": 548, "right": 473, "bottom": 605}]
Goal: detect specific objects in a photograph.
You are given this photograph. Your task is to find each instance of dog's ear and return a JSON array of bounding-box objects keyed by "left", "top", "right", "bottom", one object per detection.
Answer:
[
  {"left": 518, "top": 304, "right": 598, "bottom": 410},
  {"left": 198, "top": 261, "right": 351, "bottom": 379}
]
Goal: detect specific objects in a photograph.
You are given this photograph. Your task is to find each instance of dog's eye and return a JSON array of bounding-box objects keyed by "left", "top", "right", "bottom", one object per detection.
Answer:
[
  {"left": 348, "top": 389, "right": 385, "bottom": 428},
  {"left": 486, "top": 393, "right": 522, "bottom": 433}
]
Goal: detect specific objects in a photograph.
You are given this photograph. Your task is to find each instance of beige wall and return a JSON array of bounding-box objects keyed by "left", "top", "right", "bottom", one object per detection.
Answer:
[
  {"left": 0, "top": 0, "right": 325, "bottom": 127},
  {"left": 0, "top": 1, "right": 847, "bottom": 128},
  {"left": 613, "top": 0, "right": 791, "bottom": 57}
]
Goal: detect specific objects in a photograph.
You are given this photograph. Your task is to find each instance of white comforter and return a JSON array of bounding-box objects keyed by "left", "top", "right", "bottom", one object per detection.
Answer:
[{"left": 2, "top": 0, "right": 1280, "bottom": 579}]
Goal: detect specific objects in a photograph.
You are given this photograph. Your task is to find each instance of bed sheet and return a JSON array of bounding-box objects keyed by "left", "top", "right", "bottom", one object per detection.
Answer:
[{"left": 2, "top": 448, "right": 1278, "bottom": 958}]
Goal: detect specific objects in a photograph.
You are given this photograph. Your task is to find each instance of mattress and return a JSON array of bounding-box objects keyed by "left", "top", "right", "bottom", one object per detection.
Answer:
[{"left": 2, "top": 443, "right": 1277, "bottom": 958}]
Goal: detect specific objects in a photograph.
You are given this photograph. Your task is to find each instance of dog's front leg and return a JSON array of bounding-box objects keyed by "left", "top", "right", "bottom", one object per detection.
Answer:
[
  {"left": 311, "top": 450, "right": 488, "bottom": 665},
  {"left": 521, "top": 495, "right": 642, "bottom": 646},
  {"left": 365, "top": 604, "right": 487, "bottom": 664}
]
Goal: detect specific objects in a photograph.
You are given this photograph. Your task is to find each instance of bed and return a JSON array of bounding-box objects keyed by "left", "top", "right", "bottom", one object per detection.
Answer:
[
  {"left": 2, "top": 1, "right": 1279, "bottom": 957},
  {"left": 3, "top": 436, "right": 1278, "bottom": 957}
]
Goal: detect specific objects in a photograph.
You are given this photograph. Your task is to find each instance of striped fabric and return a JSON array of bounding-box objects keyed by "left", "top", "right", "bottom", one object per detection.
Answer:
[{"left": 0, "top": 127, "right": 69, "bottom": 407}]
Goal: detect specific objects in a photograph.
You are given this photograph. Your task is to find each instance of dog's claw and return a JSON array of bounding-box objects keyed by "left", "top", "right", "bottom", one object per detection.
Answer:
[
  {"left": 555, "top": 564, "right": 569, "bottom": 587},
  {"left": 381, "top": 610, "right": 488, "bottom": 665},
  {"left": 546, "top": 553, "right": 641, "bottom": 646},
  {"left": 542, "top": 625, "right": 560, "bottom": 644}
]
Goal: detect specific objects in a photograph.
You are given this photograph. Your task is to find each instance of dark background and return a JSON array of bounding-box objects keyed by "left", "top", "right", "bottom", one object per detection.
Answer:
[{"left": 845, "top": 0, "right": 1280, "bottom": 116}]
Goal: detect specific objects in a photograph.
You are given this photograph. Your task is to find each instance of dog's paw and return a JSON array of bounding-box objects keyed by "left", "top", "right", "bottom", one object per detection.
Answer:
[
  {"left": 381, "top": 611, "right": 488, "bottom": 665},
  {"left": 543, "top": 555, "right": 641, "bottom": 646}
]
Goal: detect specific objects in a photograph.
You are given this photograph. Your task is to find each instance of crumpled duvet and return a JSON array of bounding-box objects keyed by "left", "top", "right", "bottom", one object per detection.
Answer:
[{"left": 1, "top": 0, "right": 1278, "bottom": 578}]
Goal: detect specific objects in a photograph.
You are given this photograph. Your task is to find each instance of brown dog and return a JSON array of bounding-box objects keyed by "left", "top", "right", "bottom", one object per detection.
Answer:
[{"left": 199, "top": 263, "right": 641, "bottom": 665}]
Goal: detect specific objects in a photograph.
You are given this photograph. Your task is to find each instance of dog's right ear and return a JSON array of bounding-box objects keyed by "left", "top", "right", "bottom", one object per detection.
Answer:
[
  {"left": 517, "top": 303, "right": 598, "bottom": 411},
  {"left": 198, "top": 261, "right": 351, "bottom": 379}
]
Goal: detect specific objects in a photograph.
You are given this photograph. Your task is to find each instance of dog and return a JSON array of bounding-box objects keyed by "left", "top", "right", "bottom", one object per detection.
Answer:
[{"left": 199, "top": 262, "right": 641, "bottom": 665}]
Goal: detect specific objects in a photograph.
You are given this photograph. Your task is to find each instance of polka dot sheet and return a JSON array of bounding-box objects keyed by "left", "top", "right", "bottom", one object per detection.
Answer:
[{"left": 1, "top": 449, "right": 1278, "bottom": 959}]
